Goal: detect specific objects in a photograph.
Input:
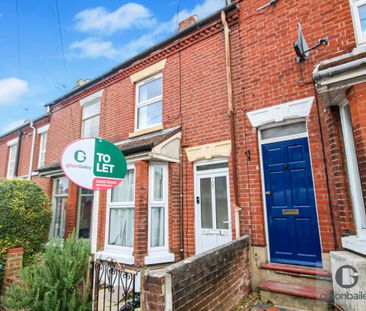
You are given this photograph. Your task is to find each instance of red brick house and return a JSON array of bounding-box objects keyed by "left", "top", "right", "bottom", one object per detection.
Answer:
[{"left": 1, "top": 0, "right": 365, "bottom": 309}]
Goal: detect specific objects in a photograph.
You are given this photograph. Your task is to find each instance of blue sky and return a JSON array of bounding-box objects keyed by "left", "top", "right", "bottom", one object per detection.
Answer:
[{"left": 0, "top": 0, "right": 227, "bottom": 134}]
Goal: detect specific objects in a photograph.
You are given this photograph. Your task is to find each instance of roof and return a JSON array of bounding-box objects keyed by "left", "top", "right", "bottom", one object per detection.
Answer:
[
  {"left": 37, "top": 161, "right": 61, "bottom": 173},
  {"left": 0, "top": 114, "right": 48, "bottom": 141},
  {"left": 116, "top": 126, "right": 181, "bottom": 156},
  {"left": 45, "top": 3, "right": 238, "bottom": 108}
]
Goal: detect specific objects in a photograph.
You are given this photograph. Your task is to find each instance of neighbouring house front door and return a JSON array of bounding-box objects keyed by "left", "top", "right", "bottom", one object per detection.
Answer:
[
  {"left": 262, "top": 137, "right": 322, "bottom": 267},
  {"left": 195, "top": 161, "right": 232, "bottom": 254}
]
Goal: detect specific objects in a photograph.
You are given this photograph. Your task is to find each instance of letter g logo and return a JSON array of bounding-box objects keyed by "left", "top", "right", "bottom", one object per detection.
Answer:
[
  {"left": 335, "top": 265, "right": 359, "bottom": 289},
  {"left": 74, "top": 150, "right": 87, "bottom": 163}
]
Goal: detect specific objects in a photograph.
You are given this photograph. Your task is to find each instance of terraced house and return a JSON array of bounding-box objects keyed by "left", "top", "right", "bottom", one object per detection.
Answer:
[{"left": 1, "top": 0, "right": 366, "bottom": 310}]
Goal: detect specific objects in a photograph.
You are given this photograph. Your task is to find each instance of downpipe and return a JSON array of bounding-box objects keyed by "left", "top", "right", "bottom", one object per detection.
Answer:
[{"left": 221, "top": 11, "right": 241, "bottom": 239}]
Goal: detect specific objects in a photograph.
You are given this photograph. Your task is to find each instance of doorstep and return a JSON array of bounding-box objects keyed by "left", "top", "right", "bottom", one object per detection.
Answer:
[{"left": 260, "top": 263, "right": 331, "bottom": 279}]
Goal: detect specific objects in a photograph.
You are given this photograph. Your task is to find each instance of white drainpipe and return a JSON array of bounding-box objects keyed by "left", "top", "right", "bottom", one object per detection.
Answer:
[{"left": 28, "top": 122, "right": 37, "bottom": 179}]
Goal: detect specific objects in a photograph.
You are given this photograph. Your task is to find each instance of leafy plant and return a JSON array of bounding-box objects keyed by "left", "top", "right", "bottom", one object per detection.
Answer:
[
  {"left": 2, "top": 232, "right": 91, "bottom": 311},
  {"left": 0, "top": 179, "right": 51, "bottom": 285}
]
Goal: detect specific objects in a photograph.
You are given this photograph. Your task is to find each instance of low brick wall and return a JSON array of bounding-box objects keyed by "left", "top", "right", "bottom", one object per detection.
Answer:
[
  {"left": 143, "top": 236, "right": 251, "bottom": 311},
  {"left": 0, "top": 248, "right": 24, "bottom": 311}
]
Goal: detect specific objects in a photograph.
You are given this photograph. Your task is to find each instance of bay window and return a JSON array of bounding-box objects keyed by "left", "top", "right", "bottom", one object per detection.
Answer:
[
  {"left": 135, "top": 74, "right": 162, "bottom": 131},
  {"left": 77, "top": 188, "right": 93, "bottom": 239},
  {"left": 105, "top": 167, "right": 135, "bottom": 261},
  {"left": 145, "top": 163, "right": 174, "bottom": 264},
  {"left": 50, "top": 177, "right": 69, "bottom": 240}
]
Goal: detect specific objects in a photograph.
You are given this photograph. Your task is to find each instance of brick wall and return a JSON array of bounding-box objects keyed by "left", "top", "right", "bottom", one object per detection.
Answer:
[
  {"left": 143, "top": 235, "right": 251, "bottom": 311},
  {"left": 0, "top": 247, "right": 24, "bottom": 309},
  {"left": 232, "top": 0, "right": 356, "bottom": 251}
]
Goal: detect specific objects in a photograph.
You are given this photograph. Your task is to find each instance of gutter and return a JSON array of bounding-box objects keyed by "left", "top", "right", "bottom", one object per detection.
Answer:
[
  {"left": 28, "top": 122, "right": 37, "bottom": 179},
  {"left": 14, "top": 130, "right": 23, "bottom": 177},
  {"left": 45, "top": 3, "right": 239, "bottom": 109},
  {"left": 313, "top": 57, "right": 366, "bottom": 81}
]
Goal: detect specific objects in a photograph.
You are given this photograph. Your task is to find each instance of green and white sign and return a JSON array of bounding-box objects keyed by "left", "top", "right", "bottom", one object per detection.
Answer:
[{"left": 61, "top": 138, "right": 127, "bottom": 190}]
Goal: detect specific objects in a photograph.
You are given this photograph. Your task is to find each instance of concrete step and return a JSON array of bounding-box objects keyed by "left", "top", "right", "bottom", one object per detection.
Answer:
[
  {"left": 258, "top": 280, "right": 333, "bottom": 311},
  {"left": 258, "top": 263, "right": 333, "bottom": 289}
]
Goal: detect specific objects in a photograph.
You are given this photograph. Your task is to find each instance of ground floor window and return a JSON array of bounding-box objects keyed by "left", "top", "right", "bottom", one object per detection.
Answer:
[
  {"left": 50, "top": 177, "right": 69, "bottom": 239},
  {"left": 77, "top": 188, "right": 93, "bottom": 239},
  {"left": 148, "top": 164, "right": 168, "bottom": 250},
  {"left": 106, "top": 167, "right": 135, "bottom": 251},
  {"left": 340, "top": 104, "right": 366, "bottom": 237},
  {"left": 145, "top": 163, "right": 174, "bottom": 264}
]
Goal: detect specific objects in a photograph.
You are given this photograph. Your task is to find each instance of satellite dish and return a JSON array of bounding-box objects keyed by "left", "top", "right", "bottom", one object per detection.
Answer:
[
  {"left": 294, "top": 23, "right": 328, "bottom": 63},
  {"left": 294, "top": 23, "right": 309, "bottom": 62}
]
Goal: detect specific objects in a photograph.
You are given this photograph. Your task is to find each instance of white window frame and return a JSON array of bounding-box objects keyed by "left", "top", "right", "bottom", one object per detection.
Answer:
[
  {"left": 135, "top": 73, "right": 163, "bottom": 132},
  {"left": 38, "top": 132, "right": 48, "bottom": 168},
  {"left": 49, "top": 177, "right": 68, "bottom": 240},
  {"left": 102, "top": 165, "right": 135, "bottom": 264},
  {"left": 145, "top": 162, "right": 174, "bottom": 265},
  {"left": 350, "top": 0, "right": 366, "bottom": 45},
  {"left": 7, "top": 142, "right": 18, "bottom": 178},
  {"left": 339, "top": 103, "right": 366, "bottom": 254},
  {"left": 81, "top": 100, "right": 100, "bottom": 138}
]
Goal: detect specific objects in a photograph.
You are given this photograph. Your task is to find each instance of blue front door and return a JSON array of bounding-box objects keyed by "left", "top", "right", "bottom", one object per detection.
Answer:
[{"left": 262, "top": 137, "right": 322, "bottom": 267}]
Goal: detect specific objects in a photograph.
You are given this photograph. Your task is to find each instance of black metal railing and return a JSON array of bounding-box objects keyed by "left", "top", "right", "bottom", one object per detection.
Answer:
[{"left": 92, "top": 259, "right": 140, "bottom": 311}]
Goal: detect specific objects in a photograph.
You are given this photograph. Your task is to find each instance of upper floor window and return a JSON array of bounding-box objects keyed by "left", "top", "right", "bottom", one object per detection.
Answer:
[
  {"left": 37, "top": 125, "right": 49, "bottom": 168},
  {"left": 135, "top": 74, "right": 162, "bottom": 131},
  {"left": 351, "top": 0, "right": 366, "bottom": 45},
  {"left": 82, "top": 100, "right": 100, "bottom": 137},
  {"left": 7, "top": 144, "right": 17, "bottom": 178}
]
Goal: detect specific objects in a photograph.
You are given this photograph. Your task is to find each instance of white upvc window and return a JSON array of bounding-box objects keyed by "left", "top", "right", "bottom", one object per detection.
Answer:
[
  {"left": 50, "top": 177, "right": 69, "bottom": 240},
  {"left": 135, "top": 74, "right": 162, "bottom": 131},
  {"left": 38, "top": 132, "right": 48, "bottom": 168},
  {"left": 104, "top": 167, "right": 135, "bottom": 263},
  {"left": 339, "top": 104, "right": 366, "bottom": 253},
  {"left": 7, "top": 144, "right": 17, "bottom": 178},
  {"left": 145, "top": 163, "right": 174, "bottom": 265},
  {"left": 81, "top": 100, "right": 100, "bottom": 138},
  {"left": 350, "top": 0, "right": 366, "bottom": 45}
]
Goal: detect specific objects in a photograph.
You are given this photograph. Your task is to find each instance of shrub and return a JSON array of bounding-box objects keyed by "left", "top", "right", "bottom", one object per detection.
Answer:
[
  {"left": 2, "top": 233, "right": 91, "bottom": 310},
  {"left": 0, "top": 179, "right": 51, "bottom": 285}
]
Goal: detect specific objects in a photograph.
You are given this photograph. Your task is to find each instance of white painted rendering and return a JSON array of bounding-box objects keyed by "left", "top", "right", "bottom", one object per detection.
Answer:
[{"left": 247, "top": 97, "right": 314, "bottom": 128}]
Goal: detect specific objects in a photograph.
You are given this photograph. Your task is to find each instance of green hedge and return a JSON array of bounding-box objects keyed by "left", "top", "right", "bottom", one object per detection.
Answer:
[{"left": 0, "top": 179, "right": 52, "bottom": 285}]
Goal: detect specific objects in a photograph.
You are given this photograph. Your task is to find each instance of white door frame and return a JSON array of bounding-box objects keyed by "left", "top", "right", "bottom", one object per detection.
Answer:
[{"left": 194, "top": 158, "right": 232, "bottom": 254}]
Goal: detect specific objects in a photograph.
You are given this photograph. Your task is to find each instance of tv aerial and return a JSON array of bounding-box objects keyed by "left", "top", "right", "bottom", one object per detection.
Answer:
[
  {"left": 256, "top": 0, "right": 278, "bottom": 12},
  {"left": 294, "top": 23, "right": 328, "bottom": 63}
]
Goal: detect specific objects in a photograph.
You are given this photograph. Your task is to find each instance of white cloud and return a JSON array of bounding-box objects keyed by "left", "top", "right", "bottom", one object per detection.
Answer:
[
  {"left": 70, "top": 37, "right": 120, "bottom": 59},
  {"left": 0, "top": 78, "right": 28, "bottom": 105},
  {"left": 2, "top": 119, "right": 28, "bottom": 133},
  {"left": 74, "top": 3, "right": 155, "bottom": 34},
  {"left": 70, "top": 0, "right": 226, "bottom": 60}
]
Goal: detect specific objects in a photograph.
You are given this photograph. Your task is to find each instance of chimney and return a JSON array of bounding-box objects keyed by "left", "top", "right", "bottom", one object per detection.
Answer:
[
  {"left": 75, "top": 79, "right": 90, "bottom": 88},
  {"left": 178, "top": 15, "right": 198, "bottom": 32}
]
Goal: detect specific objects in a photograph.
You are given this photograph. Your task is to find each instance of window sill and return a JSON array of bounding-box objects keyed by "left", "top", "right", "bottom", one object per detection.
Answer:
[
  {"left": 96, "top": 250, "right": 135, "bottom": 265},
  {"left": 342, "top": 236, "right": 366, "bottom": 256},
  {"left": 144, "top": 251, "right": 175, "bottom": 265},
  {"left": 129, "top": 124, "right": 163, "bottom": 138}
]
